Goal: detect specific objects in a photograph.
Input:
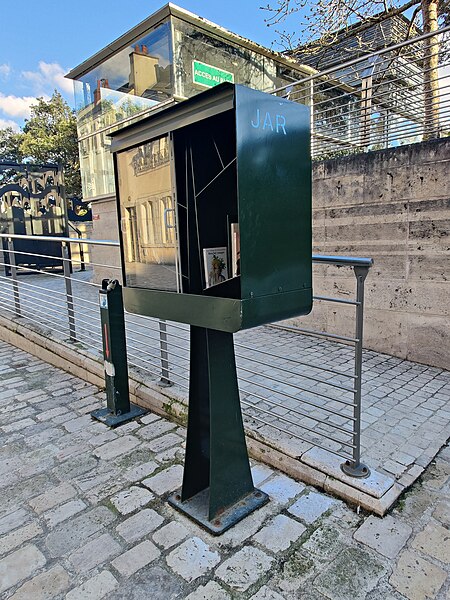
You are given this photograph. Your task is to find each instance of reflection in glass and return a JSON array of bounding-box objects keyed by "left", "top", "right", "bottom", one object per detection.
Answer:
[
  {"left": 116, "top": 136, "right": 179, "bottom": 291},
  {"left": 74, "top": 22, "right": 174, "bottom": 200}
]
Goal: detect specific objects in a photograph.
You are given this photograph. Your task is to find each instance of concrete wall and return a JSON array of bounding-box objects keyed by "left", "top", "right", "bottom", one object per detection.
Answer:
[{"left": 290, "top": 138, "right": 450, "bottom": 369}]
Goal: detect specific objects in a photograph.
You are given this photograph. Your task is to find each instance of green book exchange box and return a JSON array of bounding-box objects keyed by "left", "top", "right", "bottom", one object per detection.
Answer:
[{"left": 110, "top": 82, "right": 312, "bottom": 331}]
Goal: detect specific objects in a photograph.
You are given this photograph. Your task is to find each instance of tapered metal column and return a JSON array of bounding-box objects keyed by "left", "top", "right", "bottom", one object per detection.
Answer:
[{"left": 169, "top": 326, "right": 268, "bottom": 534}]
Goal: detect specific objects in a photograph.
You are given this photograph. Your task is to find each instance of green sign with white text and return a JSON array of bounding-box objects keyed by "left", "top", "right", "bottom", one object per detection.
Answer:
[{"left": 192, "top": 61, "right": 234, "bottom": 88}]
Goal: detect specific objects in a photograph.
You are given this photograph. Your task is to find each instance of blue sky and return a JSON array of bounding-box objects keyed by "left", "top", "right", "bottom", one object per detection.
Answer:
[{"left": 0, "top": 0, "right": 286, "bottom": 131}]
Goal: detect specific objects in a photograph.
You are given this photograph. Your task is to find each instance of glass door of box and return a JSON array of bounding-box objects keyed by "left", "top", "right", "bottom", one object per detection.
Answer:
[{"left": 116, "top": 134, "right": 181, "bottom": 291}]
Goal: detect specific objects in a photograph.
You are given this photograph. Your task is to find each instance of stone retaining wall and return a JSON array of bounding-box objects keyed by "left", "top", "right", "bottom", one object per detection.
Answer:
[{"left": 290, "top": 138, "right": 450, "bottom": 369}]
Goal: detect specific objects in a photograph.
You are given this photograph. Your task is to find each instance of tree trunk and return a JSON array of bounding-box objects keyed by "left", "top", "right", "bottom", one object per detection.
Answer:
[{"left": 422, "top": 0, "right": 440, "bottom": 139}]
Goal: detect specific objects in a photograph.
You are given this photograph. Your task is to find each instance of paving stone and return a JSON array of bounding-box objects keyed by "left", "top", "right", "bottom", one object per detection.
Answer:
[
  {"left": 152, "top": 521, "right": 189, "bottom": 549},
  {"left": 422, "top": 459, "right": 450, "bottom": 490},
  {"left": 433, "top": 499, "right": 450, "bottom": 526},
  {"left": 10, "top": 565, "right": 71, "bottom": 600},
  {"left": 36, "top": 407, "right": 68, "bottom": 421},
  {"left": 2, "top": 473, "right": 54, "bottom": 515},
  {"left": 215, "top": 546, "right": 274, "bottom": 592},
  {"left": 251, "top": 464, "right": 274, "bottom": 487},
  {"left": 111, "top": 539, "right": 160, "bottom": 577},
  {"left": 353, "top": 515, "right": 412, "bottom": 559},
  {"left": 65, "top": 570, "right": 118, "bottom": 600},
  {"left": 411, "top": 522, "right": 450, "bottom": 563},
  {"left": 253, "top": 514, "right": 306, "bottom": 552},
  {"left": 147, "top": 432, "right": 183, "bottom": 453},
  {"left": 315, "top": 546, "right": 386, "bottom": 600},
  {"left": 302, "top": 524, "right": 348, "bottom": 562},
  {"left": 250, "top": 587, "right": 286, "bottom": 600},
  {"left": 69, "top": 532, "right": 122, "bottom": 573},
  {"left": 110, "top": 565, "right": 183, "bottom": 599},
  {"left": 140, "top": 413, "right": 161, "bottom": 425},
  {"left": 110, "top": 486, "right": 154, "bottom": 515},
  {"left": 137, "top": 420, "right": 176, "bottom": 440},
  {"left": 63, "top": 413, "right": 92, "bottom": 432},
  {"left": 389, "top": 550, "right": 447, "bottom": 600},
  {"left": 155, "top": 445, "right": 182, "bottom": 463},
  {"left": 186, "top": 581, "right": 233, "bottom": 600},
  {"left": 259, "top": 474, "right": 305, "bottom": 504},
  {"left": 0, "top": 508, "right": 31, "bottom": 536},
  {"left": 116, "top": 508, "right": 164, "bottom": 543},
  {"left": 88, "top": 429, "right": 118, "bottom": 447},
  {"left": 44, "top": 499, "right": 87, "bottom": 527},
  {"left": 28, "top": 482, "right": 77, "bottom": 514},
  {"left": 0, "top": 522, "right": 43, "bottom": 556},
  {"left": 93, "top": 435, "right": 140, "bottom": 460},
  {"left": 45, "top": 506, "right": 116, "bottom": 557},
  {"left": 276, "top": 552, "right": 317, "bottom": 593},
  {"left": 166, "top": 537, "right": 221, "bottom": 582},
  {"left": 75, "top": 468, "right": 116, "bottom": 492},
  {"left": 124, "top": 460, "right": 159, "bottom": 482},
  {"left": 0, "top": 544, "right": 46, "bottom": 594},
  {"left": 1, "top": 417, "right": 36, "bottom": 432},
  {"left": 288, "top": 491, "right": 338, "bottom": 524},
  {"left": 142, "top": 464, "right": 183, "bottom": 495}
]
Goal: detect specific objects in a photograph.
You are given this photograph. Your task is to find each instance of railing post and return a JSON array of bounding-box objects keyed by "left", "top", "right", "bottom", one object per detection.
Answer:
[
  {"left": 341, "top": 264, "right": 371, "bottom": 478},
  {"left": 79, "top": 234, "right": 86, "bottom": 272},
  {"left": 8, "top": 238, "right": 21, "bottom": 317},
  {"left": 158, "top": 319, "right": 171, "bottom": 386},
  {"left": 62, "top": 242, "right": 76, "bottom": 342}
]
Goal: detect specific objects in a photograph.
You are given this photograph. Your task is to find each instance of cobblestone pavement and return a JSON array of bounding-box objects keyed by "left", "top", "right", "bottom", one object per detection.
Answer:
[{"left": 0, "top": 339, "right": 449, "bottom": 600}]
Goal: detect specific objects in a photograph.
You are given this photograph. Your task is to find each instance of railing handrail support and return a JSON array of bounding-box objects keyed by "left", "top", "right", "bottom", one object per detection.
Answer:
[
  {"left": 62, "top": 242, "right": 77, "bottom": 342},
  {"left": 341, "top": 264, "right": 371, "bottom": 478}
]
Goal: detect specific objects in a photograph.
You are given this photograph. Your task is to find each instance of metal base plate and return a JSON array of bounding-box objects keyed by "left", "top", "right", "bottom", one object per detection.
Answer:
[
  {"left": 341, "top": 460, "right": 371, "bottom": 478},
  {"left": 90, "top": 404, "right": 147, "bottom": 428},
  {"left": 168, "top": 488, "right": 269, "bottom": 535}
]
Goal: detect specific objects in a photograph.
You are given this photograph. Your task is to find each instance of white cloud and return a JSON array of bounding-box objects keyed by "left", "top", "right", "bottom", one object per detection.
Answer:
[
  {"left": 22, "top": 61, "right": 73, "bottom": 95},
  {"left": 0, "top": 93, "right": 41, "bottom": 119},
  {"left": 0, "top": 64, "right": 11, "bottom": 79},
  {"left": 0, "top": 118, "right": 20, "bottom": 132}
]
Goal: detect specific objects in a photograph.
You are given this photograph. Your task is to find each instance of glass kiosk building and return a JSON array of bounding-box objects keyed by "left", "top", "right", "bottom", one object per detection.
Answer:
[{"left": 66, "top": 3, "right": 314, "bottom": 271}]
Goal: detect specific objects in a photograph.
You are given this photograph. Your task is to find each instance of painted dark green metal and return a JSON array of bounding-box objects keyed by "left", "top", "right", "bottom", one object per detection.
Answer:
[
  {"left": 122, "top": 287, "right": 311, "bottom": 333},
  {"left": 235, "top": 85, "right": 312, "bottom": 303},
  {"left": 110, "top": 83, "right": 312, "bottom": 532},
  {"left": 91, "top": 279, "right": 146, "bottom": 427},
  {"left": 112, "top": 83, "right": 312, "bottom": 331},
  {"left": 168, "top": 326, "right": 268, "bottom": 533}
]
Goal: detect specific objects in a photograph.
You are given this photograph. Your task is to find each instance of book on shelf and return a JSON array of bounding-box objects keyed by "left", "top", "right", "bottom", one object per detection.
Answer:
[
  {"left": 203, "top": 247, "right": 228, "bottom": 288},
  {"left": 230, "top": 222, "right": 240, "bottom": 277}
]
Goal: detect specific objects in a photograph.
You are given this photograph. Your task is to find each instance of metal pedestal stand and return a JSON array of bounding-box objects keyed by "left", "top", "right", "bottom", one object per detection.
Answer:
[
  {"left": 168, "top": 326, "right": 268, "bottom": 535},
  {"left": 91, "top": 280, "right": 146, "bottom": 428}
]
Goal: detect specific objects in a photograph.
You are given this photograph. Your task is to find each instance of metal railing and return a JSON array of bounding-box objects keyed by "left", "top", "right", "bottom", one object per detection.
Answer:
[
  {"left": 0, "top": 233, "right": 372, "bottom": 475},
  {"left": 273, "top": 26, "right": 450, "bottom": 158}
]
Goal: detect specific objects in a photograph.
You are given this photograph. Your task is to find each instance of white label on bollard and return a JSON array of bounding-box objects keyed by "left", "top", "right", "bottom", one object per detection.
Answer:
[
  {"left": 104, "top": 360, "right": 115, "bottom": 377},
  {"left": 99, "top": 295, "right": 108, "bottom": 309}
]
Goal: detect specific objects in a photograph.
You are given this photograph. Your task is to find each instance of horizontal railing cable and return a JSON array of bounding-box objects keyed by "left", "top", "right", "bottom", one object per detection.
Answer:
[
  {"left": 234, "top": 338, "right": 357, "bottom": 379},
  {"left": 240, "top": 396, "right": 355, "bottom": 449}
]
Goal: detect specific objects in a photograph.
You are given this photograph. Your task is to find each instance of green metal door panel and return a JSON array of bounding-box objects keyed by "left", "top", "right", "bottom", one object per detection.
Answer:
[{"left": 235, "top": 85, "right": 312, "bottom": 312}]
